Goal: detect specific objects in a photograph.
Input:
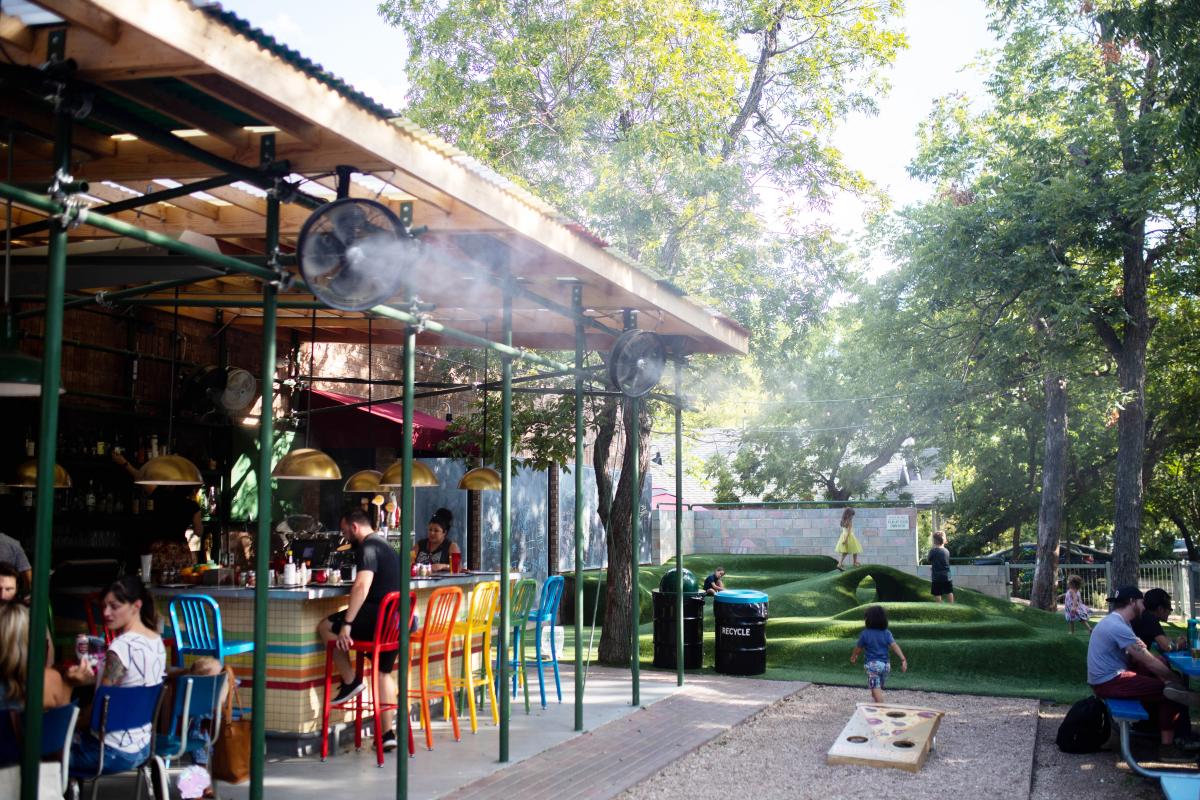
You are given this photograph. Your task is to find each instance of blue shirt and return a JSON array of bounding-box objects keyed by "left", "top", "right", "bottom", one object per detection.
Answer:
[
  {"left": 704, "top": 573, "right": 722, "bottom": 592},
  {"left": 857, "top": 628, "right": 895, "bottom": 663},
  {"left": 1088, "top": 611, "right": 1141, "bottom": 684}
]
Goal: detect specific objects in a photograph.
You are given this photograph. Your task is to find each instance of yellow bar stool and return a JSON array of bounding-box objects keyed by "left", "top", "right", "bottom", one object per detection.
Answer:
[{"left": 449, "top": 580, "right": 500, "bottom": 733}]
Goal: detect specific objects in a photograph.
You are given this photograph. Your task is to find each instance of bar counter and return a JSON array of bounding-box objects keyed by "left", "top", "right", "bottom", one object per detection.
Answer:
[{"left": 53, "top": 571, "right": 510, "bottom": 742}]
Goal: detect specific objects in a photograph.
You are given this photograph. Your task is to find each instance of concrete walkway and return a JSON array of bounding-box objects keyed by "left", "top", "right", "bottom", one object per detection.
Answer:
[{"left": 75, "top": 665, "right": 798, "bottom": 800}]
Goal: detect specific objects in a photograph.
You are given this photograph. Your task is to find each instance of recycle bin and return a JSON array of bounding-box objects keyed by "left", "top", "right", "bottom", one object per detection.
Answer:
[
  {"left": 713, "top": 589, "right": 769, "bottom": 675},
  {"left": 652, "top": 568, "right": 705, "bottom": 670}
]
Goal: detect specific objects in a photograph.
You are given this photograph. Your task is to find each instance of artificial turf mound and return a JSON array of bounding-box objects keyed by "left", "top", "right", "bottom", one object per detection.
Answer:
[{"left": 571, "top": 554, "right": 1104, "bottom": 703}]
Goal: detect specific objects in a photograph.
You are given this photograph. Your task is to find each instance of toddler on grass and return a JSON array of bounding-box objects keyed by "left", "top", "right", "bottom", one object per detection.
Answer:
[
  {"left": 850, "top": 605, "right": 907, "bottom": 703},
  {"left": 1063, "top": 574, "right": 1092, "bottom": 634}
]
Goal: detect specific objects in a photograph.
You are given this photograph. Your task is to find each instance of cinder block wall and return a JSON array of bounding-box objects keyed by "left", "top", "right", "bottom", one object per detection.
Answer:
[{"left": 679, "top": 506, "right": 919, "bottom": 567}]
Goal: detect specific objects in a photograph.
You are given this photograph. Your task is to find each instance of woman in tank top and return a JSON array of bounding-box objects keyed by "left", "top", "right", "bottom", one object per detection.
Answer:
[{"left": 412, "top": 508, "right": 461, "bottom": 573}]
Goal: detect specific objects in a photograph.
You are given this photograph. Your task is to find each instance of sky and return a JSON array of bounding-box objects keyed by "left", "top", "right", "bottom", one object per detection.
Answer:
[{"left": 222, "top": 0, "right": 998, "bottom": 269}]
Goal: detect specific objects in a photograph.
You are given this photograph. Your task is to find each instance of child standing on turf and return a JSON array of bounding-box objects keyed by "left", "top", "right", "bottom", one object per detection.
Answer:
[
  {"left": 850, "top": 605, "right": 907, "bottom": 702},
  {"left": 1063, "top": 574, "right": 1092, "bottom": 634}
]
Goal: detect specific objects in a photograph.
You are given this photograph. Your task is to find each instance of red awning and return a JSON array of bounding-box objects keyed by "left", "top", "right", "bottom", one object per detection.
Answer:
[{"left": 303, "top": 388, "right": 452, "bottom": 453}]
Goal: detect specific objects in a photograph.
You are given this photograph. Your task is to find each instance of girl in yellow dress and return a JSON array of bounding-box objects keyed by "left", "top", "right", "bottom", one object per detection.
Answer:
[{"left": 835, "top": 507, "right": 862, "bottom": 569}]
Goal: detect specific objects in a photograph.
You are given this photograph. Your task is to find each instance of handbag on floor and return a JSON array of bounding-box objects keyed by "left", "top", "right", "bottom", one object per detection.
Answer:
[{"left": 211, "top": 667, "right": 251, "bottom": 784}]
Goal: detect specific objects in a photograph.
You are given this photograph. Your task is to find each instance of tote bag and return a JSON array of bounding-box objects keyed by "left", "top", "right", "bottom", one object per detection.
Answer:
[{"left": 211, "top": 667, "right": 251, "bottom": 784}]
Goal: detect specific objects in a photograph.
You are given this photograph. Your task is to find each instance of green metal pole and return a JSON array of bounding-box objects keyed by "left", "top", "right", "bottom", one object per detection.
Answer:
[
  {"left": 397, "top": 324, "right": 414, "bottom": 800},
  {"left": 249, "top": 136, "right": 279, "bottom": 800},
  {"left": 19, "top": 97, "right": 71, "bottom": 800},
  {"left": 674, "top": 357, "right": 684, "bottom": 686},
  {"left": 499, "top": 290, "right": 513, "bottom": 761},
  {"left": 572, "top": 284, "right": 585, "bottom": 731},
  {"left": 0, "top": 182, "right": 279, "bottom": 282},
  {"left": 630, "top": 395, "right": 640, "bottom": 707}
]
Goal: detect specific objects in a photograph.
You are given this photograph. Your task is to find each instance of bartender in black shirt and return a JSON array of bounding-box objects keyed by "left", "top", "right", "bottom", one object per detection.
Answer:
[{"left": 316, "top": 509, "right": 401, "bottom": 749}]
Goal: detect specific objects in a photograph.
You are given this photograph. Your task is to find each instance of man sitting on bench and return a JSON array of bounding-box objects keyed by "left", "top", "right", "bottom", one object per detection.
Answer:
[{"left": 1089, "top": 586, "right": 1200, "bottom": 761}]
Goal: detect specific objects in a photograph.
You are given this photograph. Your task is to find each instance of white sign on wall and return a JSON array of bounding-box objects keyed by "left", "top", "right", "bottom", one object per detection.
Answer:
[{"left": 886, "top": 515, "right": 910, "bottom": 531}]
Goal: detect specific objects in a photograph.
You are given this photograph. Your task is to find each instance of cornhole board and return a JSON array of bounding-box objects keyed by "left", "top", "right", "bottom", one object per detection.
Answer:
[{"left": 826, "top": 703, "right": 945, "bottom": 772}]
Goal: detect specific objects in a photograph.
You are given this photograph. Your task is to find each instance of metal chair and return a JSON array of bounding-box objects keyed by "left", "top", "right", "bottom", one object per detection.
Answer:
[
  {"left": 68, "top": 683, "right": 164, "bottom": 800},
  {"left": 523, "top": 575, "right": 564, "bottom": 709},
  {"left": 498, "top": 578, "right": 538, "bottom": 714},
  {"left": 449, "top": 580, "right": 500, "bottom": 732},
  {"left": 168, "top": 594, "right": 254, "bottom": 667},
  {"left": 409, "top": 586, "right": 463, "bottom": 751},
  {"left": 319, "top": 591, "right": 416, "bottom": 765},
  {"left": 0, "top": 702, "right": 80, "bottom": 796},
  {"left": 155, "top": 673, "right": 226, "bottom": 770}
]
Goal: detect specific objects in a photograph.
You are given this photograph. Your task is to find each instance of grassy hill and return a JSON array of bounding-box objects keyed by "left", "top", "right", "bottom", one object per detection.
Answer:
[{"left": 564, "top": 554, "right": 1120, "bottom": 704}]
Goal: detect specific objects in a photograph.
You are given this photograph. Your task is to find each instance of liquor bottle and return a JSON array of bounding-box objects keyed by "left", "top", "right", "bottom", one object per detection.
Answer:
[
  {"left": 132, "top": 495, "right": 140, "bottom": 515},
  {"left": 145, "top": 495, "right": 155, "bottom": 512},
  {"left": 96, "top": 429, "right": 108, "bottom": 457},
  {"left": 85, "top": 481, "right": 96, "bottom": 513},
  {"left": 150, "top": 434, "right": 159, "bottom": 459},
  {"left": 24, "top": 427, "right": 34, "bottom": 458}
]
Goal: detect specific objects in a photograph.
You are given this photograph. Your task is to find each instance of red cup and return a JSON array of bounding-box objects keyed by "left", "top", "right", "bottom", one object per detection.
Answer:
[
  {"left": 450, "top": 552, "right": 462, "bottom": 574},
  {"left": 313, "top": 569, "right": 328, "bottom": 584}
]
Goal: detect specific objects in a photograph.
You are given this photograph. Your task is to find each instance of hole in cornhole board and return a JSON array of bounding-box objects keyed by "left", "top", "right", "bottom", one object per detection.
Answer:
[
  {"left": 846, "top": 736, "right": 869, "bottom": 744},
  {"left": 892, "top": 740, "right": 915, "bottom": 749},
  {"left": 886, "top": 711, "right": 906, "bottom": 718}
]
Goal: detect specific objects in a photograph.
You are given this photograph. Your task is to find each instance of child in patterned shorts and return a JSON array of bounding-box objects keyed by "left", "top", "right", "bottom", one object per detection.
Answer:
[{"left": 850, "top": 605, "right": 908, "bottom": 702}]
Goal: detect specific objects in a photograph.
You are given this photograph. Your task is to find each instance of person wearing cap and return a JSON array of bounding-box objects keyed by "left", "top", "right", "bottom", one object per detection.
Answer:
[
  {"left": 1088, "top": 586, "right": 1200, "bottom": 760},
  {"left": 1132, "top": 587, "right": 1188, "bottom": 654}
]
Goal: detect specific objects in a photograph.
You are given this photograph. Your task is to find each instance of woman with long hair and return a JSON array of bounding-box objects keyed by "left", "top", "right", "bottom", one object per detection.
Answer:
[
  {"left": 834, "top": 507, "right": 862, "bottom": 570},
  {"left": 67, "top": 575, "right": 166, "bottom": 775},
  {"left": 0, "top": 602, "right": 70, "bottom": 711}
]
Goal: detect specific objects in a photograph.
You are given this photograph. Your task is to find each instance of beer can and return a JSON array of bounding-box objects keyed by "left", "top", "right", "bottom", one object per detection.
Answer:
[{"left": 75, "top": 633, "right": 89, "bottom": 663}]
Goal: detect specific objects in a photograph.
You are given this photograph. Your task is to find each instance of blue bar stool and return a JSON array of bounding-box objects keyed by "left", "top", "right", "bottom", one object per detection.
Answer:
[
  {"left": 523, "top": 575, "right": 564, "bottom": 709},
  {"left": 168, "top": 594, "right": 255, "bottom": 668}
]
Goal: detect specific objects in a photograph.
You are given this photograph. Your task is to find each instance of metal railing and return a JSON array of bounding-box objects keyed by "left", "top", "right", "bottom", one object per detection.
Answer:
[{"left": 1007, "top": 559, "right": 1191, "bottom": 618}]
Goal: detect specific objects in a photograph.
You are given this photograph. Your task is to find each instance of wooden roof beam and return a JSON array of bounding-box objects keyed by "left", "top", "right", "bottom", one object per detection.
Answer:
[
  {"left": 102, "top": 80, "right": 252, "bottom": 149},
  {"left": 182, "top": 73, "right": 321, "bottom": 142},
  {"left": 0, "top": 93, "right": 118, "bottom": 158},
  {"left": 31, "top": 0, "right": 121, "bottom": 43},
  {"left": 0, "top": 12, "right": 34, "bottom": 52}
]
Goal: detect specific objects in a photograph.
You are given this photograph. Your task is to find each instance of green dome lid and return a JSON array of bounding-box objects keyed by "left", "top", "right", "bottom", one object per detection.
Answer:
[{"left": 659, "top": 567, "right": 700, "bottom": 594}]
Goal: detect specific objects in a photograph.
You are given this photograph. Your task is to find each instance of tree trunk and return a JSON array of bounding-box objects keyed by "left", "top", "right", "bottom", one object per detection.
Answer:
[
  {"left": 1012, "top": 522, "right": 1021, "bottom": 557},
  {"left": 1031, "top": 374, "right": 1068, "bottom": 610},
  {"left": 1110, "top": 239, "right": 1153, "bottom": 588},
  {"left": 595, "top": 397, "right": 652, "bottom": 666}
]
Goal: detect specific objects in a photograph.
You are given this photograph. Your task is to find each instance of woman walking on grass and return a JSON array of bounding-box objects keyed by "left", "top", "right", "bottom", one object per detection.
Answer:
[{"left": 834, "top": 507, "right": 862, "bottom": 570}]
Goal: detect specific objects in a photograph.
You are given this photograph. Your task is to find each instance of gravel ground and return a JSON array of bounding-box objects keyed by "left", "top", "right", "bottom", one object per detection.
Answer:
[
  {"left": 1030, "top": 702, "right": 1181, "bottom": 800},
  {"left": 620, "top": 685, "right": 1039, "bottom": 800}
]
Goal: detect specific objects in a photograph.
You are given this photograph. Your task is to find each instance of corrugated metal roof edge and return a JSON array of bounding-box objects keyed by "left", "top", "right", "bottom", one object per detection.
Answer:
[{"left": 200, "top": 3, "right": 747, "bottom": 339}]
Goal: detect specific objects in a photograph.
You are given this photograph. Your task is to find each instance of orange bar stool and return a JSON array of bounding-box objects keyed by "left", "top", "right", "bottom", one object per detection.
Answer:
[
  {"left": 319, "top": 591, "right": 415, "bottom": 766},
  {"left": 409, "top": 586, "right": 463, "bottom": 751},
  {"left": 449, "top": 581, "right": 500, "bottom": 733}
]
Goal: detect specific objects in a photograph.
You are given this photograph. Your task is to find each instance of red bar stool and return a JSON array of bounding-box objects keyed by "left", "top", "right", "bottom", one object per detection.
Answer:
[
  {"left": 319, "top": 591, "right": 415, "bottom": 765},
  {"left": 410, "top": 586, "right": 463, "bottom": 751}
]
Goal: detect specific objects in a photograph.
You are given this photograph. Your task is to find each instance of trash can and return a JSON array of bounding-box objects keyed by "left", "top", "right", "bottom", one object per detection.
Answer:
[
  {"left": 713, "top": 589, "right": 769, "bottom": 675},
  {"left": 652, "top": 569, "right": 705, "bottom": 670}
]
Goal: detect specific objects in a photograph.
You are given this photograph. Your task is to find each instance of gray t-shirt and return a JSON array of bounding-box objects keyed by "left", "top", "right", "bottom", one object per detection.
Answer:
[
  {"left": 928, "top": 547, "right": 951, "bottom": 582},
  {"left": 1087, "top": 611, "right": 1141, "bottom": 685},
  {"left": 0, "top": 533, "right": 30, "bottom": 572}
]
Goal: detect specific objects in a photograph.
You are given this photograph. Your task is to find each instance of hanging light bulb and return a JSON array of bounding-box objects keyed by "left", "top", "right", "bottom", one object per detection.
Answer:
[{"left": 380, "top": 459, "right": 439, "bottom": 488}]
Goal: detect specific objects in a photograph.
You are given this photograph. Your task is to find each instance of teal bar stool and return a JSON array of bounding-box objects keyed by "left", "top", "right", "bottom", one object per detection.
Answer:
[{"left": 168, "top": 594, "right": 254, "bottom": 667}]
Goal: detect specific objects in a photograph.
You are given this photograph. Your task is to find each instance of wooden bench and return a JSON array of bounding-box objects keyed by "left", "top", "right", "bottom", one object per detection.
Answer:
[{"left": 1103, "top": 697, "right": 1200, "bottom": 795}]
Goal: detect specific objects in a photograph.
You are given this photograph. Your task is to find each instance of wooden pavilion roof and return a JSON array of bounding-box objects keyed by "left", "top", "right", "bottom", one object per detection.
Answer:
[{"left": 0, "top": 0, "right": 749, "bottom": 356}]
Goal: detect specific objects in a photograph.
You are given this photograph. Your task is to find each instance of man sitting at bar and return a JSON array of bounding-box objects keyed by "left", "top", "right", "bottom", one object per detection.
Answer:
[
  {"left": 0, "top": 533, "right": 31, "bottom": 597},
  {"left": 316, "top": 509, "right": 401, "bottom": 751},
  {"left": 0, "top": 563, "right": 20, "bottom": 604}
]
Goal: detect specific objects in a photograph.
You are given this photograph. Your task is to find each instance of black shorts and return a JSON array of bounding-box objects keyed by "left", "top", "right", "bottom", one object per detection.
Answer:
[
  {"left": 931, "top": 579, "right": 954, "bottom": 596},
  {"left": 327, "top": 604, "right": 397, "bottom": 672}
]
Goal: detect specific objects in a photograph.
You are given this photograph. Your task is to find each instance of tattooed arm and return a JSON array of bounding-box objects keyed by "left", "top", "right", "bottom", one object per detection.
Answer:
[{"left": 100, "top": 650, "right": 127, "bottom": 687}]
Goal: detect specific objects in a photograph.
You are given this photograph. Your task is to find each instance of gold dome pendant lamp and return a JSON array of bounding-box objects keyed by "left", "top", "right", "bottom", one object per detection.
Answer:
[
  {"left": 343, "top": 469, "right": 383, "bottom": 493},
  {"left": 12, "top": 459, "right": 72, "bottom": 489},
  {"left": 273, "top": 309, "right": 341, "bottom": 481},
  {"left": 459, "top": 322, "right": 501, "bottom": 492},
  {"left": 379, "top": 458, "right": 438, "bottom": 489}
]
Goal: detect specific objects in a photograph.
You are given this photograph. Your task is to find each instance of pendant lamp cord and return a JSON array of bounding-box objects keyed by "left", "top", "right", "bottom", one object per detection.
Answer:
[
  {"left": 4, "top": 128, "right": 12, "bottom": 335},
  {"left": 367, "top": 316, "right": 372, "bottom": 412},
  {"left": 306, "top": 308, "right": 316, "bottom": 448},
  {"left": 168, "top": 288, "right": 179, "bottom": 453}
]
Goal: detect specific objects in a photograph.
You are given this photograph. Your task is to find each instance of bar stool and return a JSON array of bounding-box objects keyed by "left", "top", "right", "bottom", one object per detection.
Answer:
[
  {"left": 523, "top": 575, "right": 565, "bottom": 709},
  {"left": 449, "top": 580, "right": 499, "bottom": 733},
  {"left": 167, "top": 594, "right": 254, "bottom": 667},
  {"left": 319, "top": 591, "right": 414, "bottom": 765},
  {"left": 497, "top": 578, "right": 538, "bottom": 714},
  {"left": 409, "top": 586, "right": 463, "bottom": 751}
]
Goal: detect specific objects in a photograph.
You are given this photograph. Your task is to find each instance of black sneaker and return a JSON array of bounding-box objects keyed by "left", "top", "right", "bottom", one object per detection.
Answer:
[
  {"left": 1165, "top": 686, "right": 1200, "bottom": 710},
  {"left": 330, "top": 679, "right": 365, "bottom": 706},
  {"left": 1158, "top": 743, "right": 1195, "bottom": 763},
  {"left": 381, "top": 730, "right": 398, "bottom": 752}
]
